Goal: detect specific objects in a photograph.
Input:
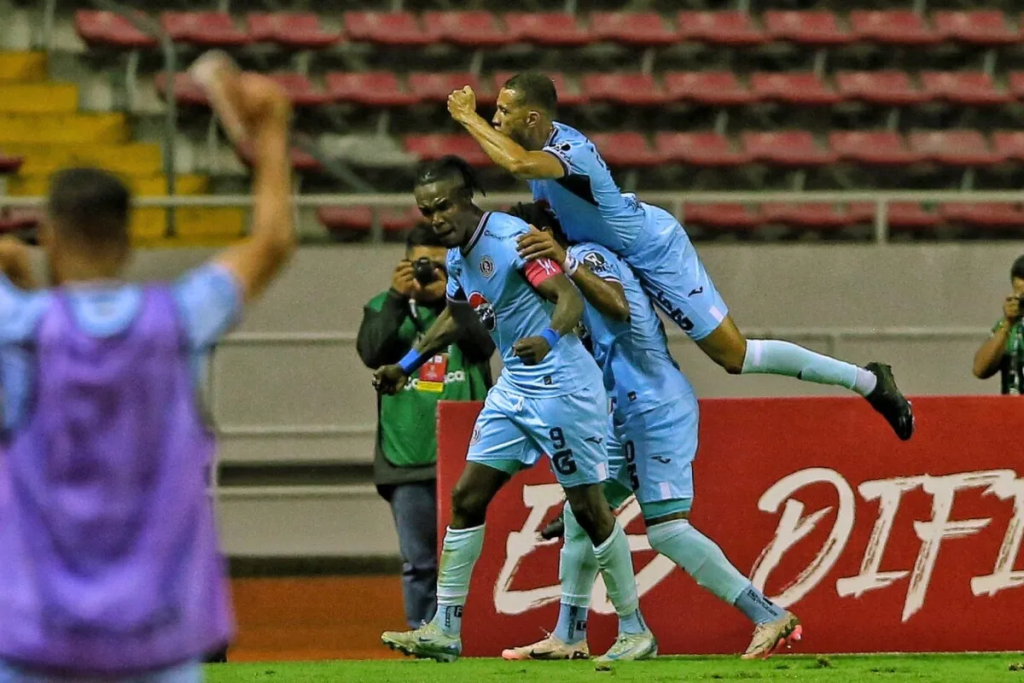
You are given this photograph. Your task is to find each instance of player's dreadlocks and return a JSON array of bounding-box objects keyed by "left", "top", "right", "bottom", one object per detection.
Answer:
[{"left": 414, "top": 155, "right": 486, "bottom": 198}]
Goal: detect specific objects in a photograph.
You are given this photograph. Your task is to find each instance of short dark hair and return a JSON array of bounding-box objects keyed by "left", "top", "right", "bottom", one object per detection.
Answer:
[
  {"left": 48, "top": 167, "right": 130, "bottom": 247},
  {"left": 503, "top": 72, "right": 558, "bottom": 115},
  {"left": 406, "top": 222, "right": 445, "bottom": 250},
  {"left": 414, "top": 155, "right": 485, "bottom": 198},
  {"left": 1011, "top": 255, "right": 1024, "bottom": 281}
]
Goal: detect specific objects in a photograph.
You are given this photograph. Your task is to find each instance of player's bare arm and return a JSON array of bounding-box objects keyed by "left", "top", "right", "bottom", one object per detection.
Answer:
[
  {"left": 374, "top": 307, "right": 462, "bottom": 394},
  {"left": 448, "top": 87, "right": 564, "bottom": 180},
  {"left": 513, "top": 274, "right": 582, "bottom": 365},
  {"left": 193, "top": 54, "right": 297, "bottom": 303},
  {"left": 518, "top": 228, "right": 629, "bottom": 323},
  {"left": 974, "top": 296, "right": 1020, "bottom": 378},
  {"left": 0, "top": 237, "right": 37, "bottom": 290}
]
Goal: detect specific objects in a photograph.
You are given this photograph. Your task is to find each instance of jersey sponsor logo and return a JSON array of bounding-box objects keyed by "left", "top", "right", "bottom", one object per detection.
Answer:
[
  {"left": 468, "top": 291, "right": 496, "bottom": 331},
  {"left": 582, "top": 251, "right": 609, "bottom": 273},
  {"left": 480, "top": 257, "right": 495, "bottom": 278}
]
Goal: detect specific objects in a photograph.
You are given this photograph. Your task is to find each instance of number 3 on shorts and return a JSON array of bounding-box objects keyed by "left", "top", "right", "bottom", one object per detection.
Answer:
[{"left": 549, "top": 427, "right": 577, "bottom": 476}]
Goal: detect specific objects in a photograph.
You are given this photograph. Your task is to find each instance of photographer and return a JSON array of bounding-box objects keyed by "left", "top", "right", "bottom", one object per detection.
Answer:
[
  {"left": 357, "top": 224, "right": 494, "bottom": 629},
  {"left": 973, "top": 255, "right": 1024, "bottom": 394}
]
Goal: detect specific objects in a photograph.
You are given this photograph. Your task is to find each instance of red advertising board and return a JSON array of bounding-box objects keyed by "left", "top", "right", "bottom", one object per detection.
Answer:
[{"left": 437, "top": 397, "right": 1024, "bottom": 656}]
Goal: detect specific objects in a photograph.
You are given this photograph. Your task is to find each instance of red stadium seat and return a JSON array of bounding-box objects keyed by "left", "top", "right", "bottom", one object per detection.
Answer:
[
  {"left": 587, "top": 133, "right": 664, "bottom": 167},
  {"left": 422, "top": 12, "right": 511, "bottom": 48},
  {"left": 160, "top": 12, "right": 250, "bottom": 47},
  {"left": 992, "top": 131, "right": 1024, "bottom": 161},
  {"left": 326, "top": 72, "right": 417, "bottom": 106},
  {"left": 940, "top": 203, "right": 1024, "bottom": 229},
  {"left": 504, "top": 13, "right": 592, "bottom": 47},
  {"left": 762, "top": 204, "right": 859, "bottom": 231},
  {"left": 0, "top": 153, "right": 24, "bottom": 174},
  {"left": 850, "top": 203, "right": 941, "bottom": 232},
  {"left": 267, "top": 74, "right": 330, "bottom": 107},
  {"left": 317, "top": 207, "right": 420, "bottom": 235},
  {"left": 677, "top": 12, "right": 766, "bottom": 46},
  {"left": 1010, "top": 72, "right": 1024, "bottom": 98},
  {"left": 763, "top": 11, "right": 854, "bottom": 45},
  {"left": 581, "top": 73, "right": 669, "bottom": 106},
  {"left": 590, "top": 12, "right": 678, "bottom": 47},
  {"left": 247, "top": 13, "right": 339, "bottom": 49},
  {"left": 75, "top": 10, "right": 157, "bottom": 49},
  {"left": 683, "top": 204, "right": 764, "bottom": 230},
  {"left": 153, "top": 73, "right": 210, "bottom": 106},
  {"left": 664, "top": 72, "right": 756, "bottom": 106},
  {"left": 932, "top": 11, "right": 1020, "bottom": 46},
  {"left": 0, "top": 210, "right": 40, "bottom": 233},
  {"left": 750, "top": 72, "right": 842, "bottom": 105},
  {"left": 342, "top": 12, "right": 434, "bottom": 46},
  {"left": 742, "top": 131, "right": 838, "bottom": 166},
  {"left": 920, "top": 72, "right": 1011, "bottom": 106},
  {"left": 404, "top": 135, "right": 492, "bottom": 166},
  {"left": 849, "top": 11, "right": 941, "bottom": 46},
  {"left": 835, "top": 71, "right": 930, "bottom": 106},
  {"left": 492, "top": 72, "right": 588, "bottom": 106},
  {"left": 408, "top": 73, "right": 479, "bottom": 103},
  {"left": 655, "top": 132, "right": 753, "bottom": 167},
  {"left": 908, "top": 130, "right": 1006, "bottom": 166},
  {"left": 829, "top": 131, "right": 924, "bottom": 166}
]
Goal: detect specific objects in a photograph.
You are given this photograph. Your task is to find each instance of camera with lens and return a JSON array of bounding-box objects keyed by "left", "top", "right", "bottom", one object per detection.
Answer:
[{"left": 412, "top": 257, "right": 439, "bottom": 286}]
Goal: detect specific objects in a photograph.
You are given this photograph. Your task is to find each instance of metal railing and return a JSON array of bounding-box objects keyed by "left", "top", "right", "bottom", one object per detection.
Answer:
[{"left": 3, "top": 190, "right": 1024, "bottom": 243}]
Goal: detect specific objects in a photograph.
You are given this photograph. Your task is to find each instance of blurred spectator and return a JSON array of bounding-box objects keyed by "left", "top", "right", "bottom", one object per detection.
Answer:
[
  {"left": 357, "top": 223, "right": 494, "bottom": 628},
  {"left": 973, "top": 255, "right": 1024, "bottom": 393}
]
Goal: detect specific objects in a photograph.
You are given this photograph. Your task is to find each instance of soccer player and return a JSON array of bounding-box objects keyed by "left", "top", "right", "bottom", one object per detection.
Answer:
[
  {"left": 0, "top": 60, "right": 294, "bottom": 681},
  {"left": 447, "top": 73, "right": 914, "bottom": 441},
  {"left": 374, "top": 156, "right": 655, "bottom": 664},
  {"left": 502, "top": 222, "right": 801, "bottom": 662}
]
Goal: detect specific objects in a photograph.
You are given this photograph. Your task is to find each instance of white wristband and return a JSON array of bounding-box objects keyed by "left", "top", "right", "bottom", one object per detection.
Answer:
[{"left": 563, "top": 254, "right": 579, "bottom": 276}]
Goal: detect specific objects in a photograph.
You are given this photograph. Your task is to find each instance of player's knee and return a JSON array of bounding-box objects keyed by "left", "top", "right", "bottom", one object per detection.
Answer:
[
  {"left": 722, "top": 353, "right": 744, "bottom": 375},
  {"left": 451, "top": 482, "right": 489, "bottom": 524}
]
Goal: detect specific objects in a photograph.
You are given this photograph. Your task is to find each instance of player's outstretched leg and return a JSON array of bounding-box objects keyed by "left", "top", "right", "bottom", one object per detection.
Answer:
[
  {"left": 697, "top": 317, "right": 914, "bottom": 441},
  {"left": 645, "top": 514, "right": 801, "bottom": 660},
  {"left": 564, "top": 484, "right": 657, "bottom": 665},
  {"left": 503, "top": 502, "right": 594, "bottom": 661},
  {"left": 381, "top": 463, "right": 509, "bottom": 662}
]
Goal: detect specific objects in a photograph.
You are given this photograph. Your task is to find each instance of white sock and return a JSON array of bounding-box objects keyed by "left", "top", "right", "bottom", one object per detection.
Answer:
[
  {"left": 592, "top": 523, "right": 644, "bottom": 633},
  {"left": 431, "top": 524, "right": 485, "bottom": 637},
  {"left": 647, "top": 519, "right": 750, "bottom": 604},
  {"left": 742, "top": 339, "right": 876, "bottom": 397},
  {"left": 560, "top": 504, "right": 599, "bottom": 608}
]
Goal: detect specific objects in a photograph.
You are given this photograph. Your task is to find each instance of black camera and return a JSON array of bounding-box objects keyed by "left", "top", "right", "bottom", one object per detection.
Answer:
[{"left": 412, "top": 257, "right": 440, "bottom": 286}]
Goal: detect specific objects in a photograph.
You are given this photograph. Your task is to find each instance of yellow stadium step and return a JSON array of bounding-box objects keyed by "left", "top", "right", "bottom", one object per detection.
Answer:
[
  {"left": 0, "top": 143, "right": 163, "bottom": 177},
  {"left": 7, "top": 173, "right": 209, "bottom": 198},
  {"left": 0, "top": 83, "right": 78, "bottom": 114},
  {"left": 0, "top": 52, "right": 47, "bottom": 83},
  {"left": 132, "top": 208, "right": 246, "bottom": 244},
  {"left": 0, "top": 113, "right": 128, "bottom": 145}
]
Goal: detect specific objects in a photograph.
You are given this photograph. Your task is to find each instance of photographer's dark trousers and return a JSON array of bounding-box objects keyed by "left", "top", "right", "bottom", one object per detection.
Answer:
[{"left": 389, "top": 480, "right": 438, "bottom": 628}]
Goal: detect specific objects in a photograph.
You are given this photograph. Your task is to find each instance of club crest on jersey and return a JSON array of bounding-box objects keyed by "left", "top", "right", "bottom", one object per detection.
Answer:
[
  {"left": 479, "top": 256, "right": 495, "bottom": 278},
  {"left": 582, "top": 251, "right": 608, "bottom": 273},
  {"left": 468, "top": 291, "right": 496, "bottom": 331}
]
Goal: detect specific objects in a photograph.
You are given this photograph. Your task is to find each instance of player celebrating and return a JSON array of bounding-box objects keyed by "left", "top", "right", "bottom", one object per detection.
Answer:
[
  {"left": 0, "top": 55, "right": 294, "bottom": 681},
  {"left": 447, "top": 73, "right": 914, "bottom": 441},
  {"left": 374, "top": 156, "right": 655, "bottom": 664},
  {"left": 502, "top": 222, "right": 800, "bottom": 662}
]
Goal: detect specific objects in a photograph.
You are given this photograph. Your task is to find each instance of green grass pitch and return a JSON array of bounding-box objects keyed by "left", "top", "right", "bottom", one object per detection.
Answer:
[{"left": 207, "top": 654, "right": 1024, "bottom": 682}]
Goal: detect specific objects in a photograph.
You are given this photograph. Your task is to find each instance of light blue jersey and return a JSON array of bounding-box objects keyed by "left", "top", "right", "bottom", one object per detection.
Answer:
[
  {"left": 532, "top": 122, "right": 730, "bottom": 342},
  {"left": 446, "top": 211, "right": 598, "bottom": 398}
]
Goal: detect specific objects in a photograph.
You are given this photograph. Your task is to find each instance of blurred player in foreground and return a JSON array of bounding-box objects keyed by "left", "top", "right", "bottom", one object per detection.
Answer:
[
  {"left": 374, "top": 156, "right": 655, "bottom": 664},
  {"left": 448, "top": 73, "right": 914, "bottom": 442},
  {"left": 0, "top": 53, "right": 295, "bottom": 682},
  {"left": 502, "top": 220, "right": 800, "bottom": 662}
]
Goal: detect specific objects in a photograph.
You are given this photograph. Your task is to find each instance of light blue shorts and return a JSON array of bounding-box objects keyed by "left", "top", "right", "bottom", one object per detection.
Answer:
[
  {"left": 0, "top": 660, "right": 202, "bottom": 683},
  {"left": 624, "top": 204, "right": 729, "bottom": 341},
  {"left": 467, "top": 380, "right": 609, "bottom": 488},
  {"left": 606, "top": 396, "right": 700, "bottom": 517}
]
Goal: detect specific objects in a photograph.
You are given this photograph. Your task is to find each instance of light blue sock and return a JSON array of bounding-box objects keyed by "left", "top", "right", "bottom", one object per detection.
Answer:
[
  {"left": 591, "top": 523, "right": 645, "bottom": 635},
  {"left": 647, "top": 518, "right": 752, "bottom": 607},
  {"left": 734, "top": 583, "right": 787, "bottom": 625},
  {"left": 554, "top": 504, "right": 596, "bottom": 644},
  {"left": 430, "top": 524, "right": 485, "bottom": 637},
  {"left": 742, "top": 339, "right": 877, "bottom": 396}
]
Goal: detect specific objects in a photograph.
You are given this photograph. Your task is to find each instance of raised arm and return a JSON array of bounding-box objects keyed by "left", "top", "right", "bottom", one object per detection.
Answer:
[
  {"left": 192, "top": 54, "right": 297, "bottom": 303},
  {"left": 448, "top": 88, "right": 565, "bottom": 180}
]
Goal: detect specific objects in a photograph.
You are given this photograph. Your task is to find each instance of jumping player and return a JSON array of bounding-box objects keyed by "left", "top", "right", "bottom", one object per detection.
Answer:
[
  {"left": 0, "top": 57, "right": 294, "bottom": 682},
  {"left": 447, "top": 73, "right": 914, "bottom": 441},
  {"left": 502, "top": 221, "right": 801, "bottom": 662},
  {"left": 374, "top": 156, "right": 655, "bottom": 664}
]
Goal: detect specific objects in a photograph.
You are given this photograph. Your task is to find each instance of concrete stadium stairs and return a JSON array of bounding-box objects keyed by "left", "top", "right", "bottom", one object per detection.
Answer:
[{"left": 0, "top": 51, "right": 244, "bottom": 245}]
